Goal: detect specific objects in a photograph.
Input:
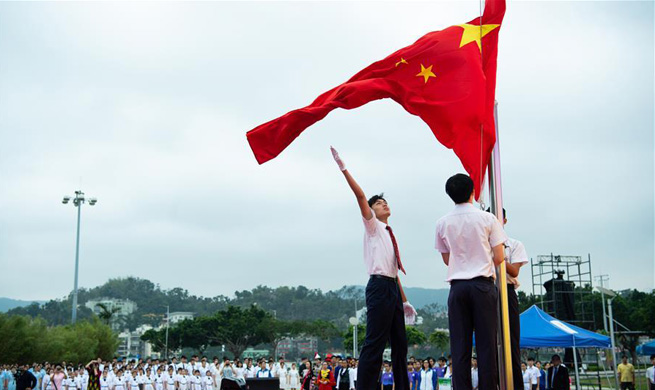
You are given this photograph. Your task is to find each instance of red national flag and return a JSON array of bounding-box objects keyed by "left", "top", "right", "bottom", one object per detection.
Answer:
[{"left": 247, "top": 0, "right": 505, "bottom": 198}]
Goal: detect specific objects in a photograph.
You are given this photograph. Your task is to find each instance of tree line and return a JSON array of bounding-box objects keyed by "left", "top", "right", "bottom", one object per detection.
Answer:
[
  {"left": 140, "top": 305, "right": 451, "bottom": 359},
  {"left": 0, "top": 314, "right": 118, "bottom": 364}
]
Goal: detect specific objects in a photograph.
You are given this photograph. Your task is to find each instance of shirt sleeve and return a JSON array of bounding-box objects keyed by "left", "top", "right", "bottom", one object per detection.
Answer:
[
  {"left": 509, "top": 240, "right": 529, "bottom": 264},
  {"left": 434, "top": 221, "right": 450, "bottom": 253},
  {"left": 488, "top": 217, "right": 508, "bottom": 247},
  {"left": 362, "top": 209, "right": 377, "bottom": 236}
]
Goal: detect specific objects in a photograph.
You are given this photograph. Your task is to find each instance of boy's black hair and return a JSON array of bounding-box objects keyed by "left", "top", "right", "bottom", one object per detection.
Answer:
[
  {"left": 486, "top": 207, "right": 506, "bottom": 219},
  {"left": 445, "top": 174, "right": 474, "bottom": 204},
  {"left": 527, "top": 357, "right": 535, "bottom": 362},
  {"left": 368, "top": 193, "right": 385, "bottom": 208}
]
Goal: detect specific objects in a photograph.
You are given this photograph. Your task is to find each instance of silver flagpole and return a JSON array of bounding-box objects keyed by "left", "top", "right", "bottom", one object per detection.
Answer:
[{"left": 488, "top": 100, "right": 514, "bottom": 390}]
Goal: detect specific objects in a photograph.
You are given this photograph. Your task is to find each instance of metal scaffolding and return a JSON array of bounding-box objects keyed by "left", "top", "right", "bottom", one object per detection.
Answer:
[{"left": 531, "top": 253, "right": 596, "bottom": 330}]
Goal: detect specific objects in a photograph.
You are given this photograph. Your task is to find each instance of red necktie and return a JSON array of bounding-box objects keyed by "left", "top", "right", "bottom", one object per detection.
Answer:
[{"left": 386, "top": 226, "right": 406, "bottom": 275}]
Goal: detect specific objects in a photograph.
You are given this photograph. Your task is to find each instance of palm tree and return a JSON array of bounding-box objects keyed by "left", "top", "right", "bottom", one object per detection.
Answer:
[{"left": 95, "top": 303, "right": 121, "bottom": 326}]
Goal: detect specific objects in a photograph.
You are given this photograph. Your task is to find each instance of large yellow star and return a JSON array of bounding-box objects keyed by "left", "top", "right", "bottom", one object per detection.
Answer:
[
  {"left": 458, "top": 24, "right": 500, "bottom": 52},
  {"left": 416, "top": 64, "right": 436, "bottom": 84}
]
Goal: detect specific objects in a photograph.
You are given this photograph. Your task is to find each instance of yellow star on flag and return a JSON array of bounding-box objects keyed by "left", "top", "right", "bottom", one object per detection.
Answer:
[
  {"left": 457, "top": 23, "right": 500, "bottom": 52},
  {"left": 416, "top": 64, "right": 436, "bottom": 84},
  {"left": 395, "top": 58, "right": 408, "bottom": 67}
]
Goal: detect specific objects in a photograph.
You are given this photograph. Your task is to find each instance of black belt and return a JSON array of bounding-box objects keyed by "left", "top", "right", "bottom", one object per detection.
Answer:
[
  {"left": 451, "top": 276, "right": 494, "bottom": 283},
  {"left": 370, "top": 274, "right": 397, "bottom": 282}
]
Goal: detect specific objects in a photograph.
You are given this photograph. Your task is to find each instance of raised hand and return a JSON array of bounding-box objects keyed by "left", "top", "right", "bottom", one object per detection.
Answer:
[
  {"left": 403, "top": 301, "right": 418, "bottom": 325},
  {"left": 330, "top": 146, "right": 346, "bottom": 171}
]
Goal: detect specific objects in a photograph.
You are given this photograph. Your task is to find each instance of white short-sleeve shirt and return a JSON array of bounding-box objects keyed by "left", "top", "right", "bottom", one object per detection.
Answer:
[
  {"left": 363, "top": 209, "right": 399, "bottom": 278},
  {"left": 435, "top": 203, "right": 507, "bottom": 282},
  {"left": 527, "top": 366, "right": 540, "bottom": 384},
  {"left": 506, "top": 237, "right": 528, "bottom": 287}
]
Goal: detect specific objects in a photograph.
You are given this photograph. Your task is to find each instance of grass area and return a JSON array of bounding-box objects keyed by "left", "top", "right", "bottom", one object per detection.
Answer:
[{"left": 578, "top": 375, "right": 649, "bottom": 389}]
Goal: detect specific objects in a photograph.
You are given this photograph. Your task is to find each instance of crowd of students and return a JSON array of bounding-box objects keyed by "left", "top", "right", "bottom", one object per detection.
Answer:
[
  {"left": 0, "top": 356, "right": 308, "bottom": 390},
  {"left": 2, "top": 352, "right": 654, "bottom": 390}
]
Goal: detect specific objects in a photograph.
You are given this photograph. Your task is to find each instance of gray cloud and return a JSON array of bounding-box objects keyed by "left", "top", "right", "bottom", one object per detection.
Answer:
[{"left": 0, "top": 1, "right": 653, "bottom": 301}]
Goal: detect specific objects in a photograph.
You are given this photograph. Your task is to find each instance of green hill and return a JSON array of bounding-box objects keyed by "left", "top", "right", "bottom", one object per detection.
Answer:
[
  {"left": 6, "top": 277, "right": 449, "bottom": 332},
  {"left": 0, "top": 297, "right": 47, "bottom": 312}
]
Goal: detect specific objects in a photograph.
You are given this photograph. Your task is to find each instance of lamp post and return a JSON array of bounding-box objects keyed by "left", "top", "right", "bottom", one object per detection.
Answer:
[
  {"left": 597, "top": 286, "right": 619, "bottom": 390},
  {"left": 349, "top": 317, "right": 359, "bottom": 359},
  {"left": 62, "top": 190, "right": 97, "bottom": 324},
  {"left": 350, "top": 299, "right": 360, "bottom": 358},
  {"left": 165, "top": 305, "right": 170, "bottom": 360},
  {"left": 595, "top": 274, "right": 610, "bottom": 331}
]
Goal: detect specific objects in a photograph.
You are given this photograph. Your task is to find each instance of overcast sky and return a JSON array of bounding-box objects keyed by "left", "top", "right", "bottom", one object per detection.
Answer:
[{"left": 0, "top": 1, "right": 653, "bottom": 302}]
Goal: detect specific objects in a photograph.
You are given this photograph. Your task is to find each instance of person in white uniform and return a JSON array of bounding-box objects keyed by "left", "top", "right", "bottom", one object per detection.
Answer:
[
  {"left": 276, "top": 362, "right": 288, "bottom": 390},
  {"left": 287, "top": 364, "right": 299, "bottom": 390},
  {"left": 435, "top": 173, "right": 506, "bottom": 390},
  {"left": 646, "top": 355, "right": 655, "bottom": 390},
  {"left": 127, "top": 371, "right": 138, "bottom": 390},
  {"left": 152, "top": 369, "right": 164, "bottom": 390},
  {"left": 142, "top": 372, "right": 154, "bottom": 390},
  {"left": 176, "top": 371, "right": 188, "bottom": 390},
  {"left": 202, "top": 373, "right": 213, "bottom": 390},
  {"left": 471, "top": 357, "right": 479, "bottom": 390},
  {"left": 163, "top": 369, "right": 175, "bottom": 390},
  {"left": 526, "top": 358, "right": 540, "bottom": 390},
  {"left": 112, "top": 371, "right": 127, "bottom": 390},
  {"left": 99, "top": 372, "right": 112, "bottom": 390},
  {"left": 331, "top": 146, "right": 416, "bottom": 390},
  {"left": 521, "top": 363, "right": 531, "bottom": 390},
  {"left": 489, "top": 207, "right": 529, "bottom": 390}
]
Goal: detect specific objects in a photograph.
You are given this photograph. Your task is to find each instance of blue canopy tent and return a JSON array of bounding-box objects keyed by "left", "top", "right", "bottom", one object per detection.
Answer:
[
  {"left": 473, "top": 305, "right": 611, "bottom": 388},
  {"left": 636, "top": 340, "right": 655, "bottom": 355},
  {"left": 519, "top": 305, "right": 611, "bottom": 390},
  {"left": 520, "top": 305, "right": 611, "bottom": 348}
]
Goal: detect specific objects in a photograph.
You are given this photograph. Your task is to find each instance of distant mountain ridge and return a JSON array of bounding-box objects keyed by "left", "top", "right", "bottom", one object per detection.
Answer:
[{"left": 0, "top": 297, "right": 46, "bottom": 312}]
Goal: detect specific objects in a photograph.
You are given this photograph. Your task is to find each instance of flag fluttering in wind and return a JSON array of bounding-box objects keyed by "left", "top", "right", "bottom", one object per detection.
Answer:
[{"left": 247, "top": 0, "right": 505, "bottom": 198}]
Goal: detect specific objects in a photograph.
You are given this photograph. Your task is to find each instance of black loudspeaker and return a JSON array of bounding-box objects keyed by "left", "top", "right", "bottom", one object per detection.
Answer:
[
  {"left": 564, "top": 348, "right": 582, "bottom": 369},
  {"left": 245, "top": 378, "right": 280, "bottom": 390},
  {"left": 544, "top": 271, "right": 576, "bottom": 321}
]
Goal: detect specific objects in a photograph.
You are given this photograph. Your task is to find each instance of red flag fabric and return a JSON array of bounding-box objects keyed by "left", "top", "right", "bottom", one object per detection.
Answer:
[{"left": 247, "top": 0, "right": 505, "bottom": 198}]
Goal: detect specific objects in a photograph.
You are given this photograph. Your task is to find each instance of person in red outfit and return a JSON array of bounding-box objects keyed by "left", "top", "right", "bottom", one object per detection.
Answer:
[{"left": 316, "top": 363, "right": 335, "bottom": 390}]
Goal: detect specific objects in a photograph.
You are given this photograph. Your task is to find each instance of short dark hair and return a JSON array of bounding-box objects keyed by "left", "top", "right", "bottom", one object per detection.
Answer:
[
  {"left": 650, "top": 354, "right": 655, "bottom": 360},
  {"left": 486, "top": 207, "right": 506, "bottom": 219},
  {"left": 445, "top": 174, "right": 474, "bottom": 204},
  {"left": 368, "top": 193, "right": 385, "bottom": 208},
  {"left": 551, "top": 354, "right": 561, "bottom": 361},
  {"left": 528, "top": 357, "right": 535, "bottom": 362}
]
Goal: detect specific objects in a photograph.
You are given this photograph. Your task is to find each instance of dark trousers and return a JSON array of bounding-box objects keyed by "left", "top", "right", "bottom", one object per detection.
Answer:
[
  {"left": 620, "top": 383, "right": 635, "bottom": 390},
  {"left": 448, "top": 278, "right": 498, "bottom": 390},
  {"left": 357, "top": 276, "right": 409, "bottom": 390},
  {"left": 508, "top": 285, "right": 523, "bottom": 390}
]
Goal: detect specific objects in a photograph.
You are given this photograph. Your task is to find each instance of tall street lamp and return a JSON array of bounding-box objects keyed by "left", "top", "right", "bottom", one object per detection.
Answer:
[
  {"left": 596, "top": 286, "right": 619, "bottom": 390},
  {"left": 165, "top": 305, "right": 170, "bottom": 360},
  {"left": 62, "top": 190, "right": 97, "bottom": 324}
]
